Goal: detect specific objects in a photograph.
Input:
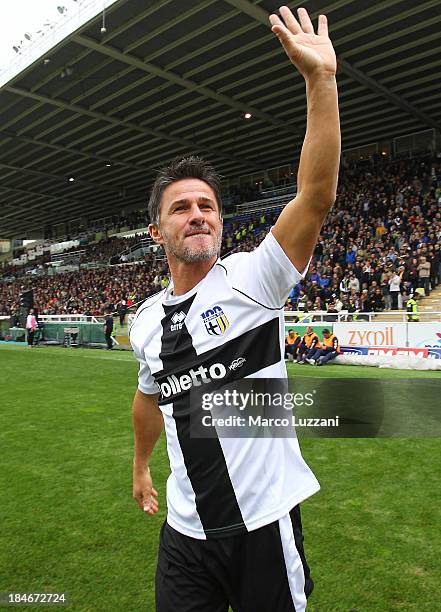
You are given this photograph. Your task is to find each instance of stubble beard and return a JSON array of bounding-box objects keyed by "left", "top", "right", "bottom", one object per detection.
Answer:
[{"left": 161, "top": 225, "right": 222, "bottom": 263}]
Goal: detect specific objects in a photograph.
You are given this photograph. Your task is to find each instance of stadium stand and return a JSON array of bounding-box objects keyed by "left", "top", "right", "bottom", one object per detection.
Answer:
[
  {"left": 1, "top": 3, "right": 441, "bottom": 610},
  {"left": 1, "top": 152, "right": 440, "bottom": 321}
]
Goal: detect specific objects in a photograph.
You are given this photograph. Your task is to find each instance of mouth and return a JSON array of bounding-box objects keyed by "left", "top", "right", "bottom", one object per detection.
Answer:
[{"left": 184, "top": 229, "right": 211, "bottom": 237}]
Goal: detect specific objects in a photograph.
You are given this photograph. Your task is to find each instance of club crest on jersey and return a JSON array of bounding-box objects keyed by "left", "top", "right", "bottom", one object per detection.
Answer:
[{"left": 201, "top": 305, "right": 230, "bottom": 336}]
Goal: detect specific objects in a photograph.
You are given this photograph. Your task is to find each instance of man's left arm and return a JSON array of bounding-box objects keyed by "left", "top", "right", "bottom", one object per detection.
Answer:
[{"left": 270, "top": 7, "right": 340, "bottom": 273}]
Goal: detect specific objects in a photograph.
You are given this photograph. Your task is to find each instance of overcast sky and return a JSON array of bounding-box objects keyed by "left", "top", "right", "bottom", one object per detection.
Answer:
[{"left": 0, "top": 0, "right": 76, "bottom": 67}]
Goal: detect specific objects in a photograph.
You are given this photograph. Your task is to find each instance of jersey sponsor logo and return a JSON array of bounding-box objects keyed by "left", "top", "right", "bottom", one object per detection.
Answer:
[
  {"left": 170, "top": 311, "right": 186, "bottom": 331},
  {"left": 154, "top": 319, "right": 281, "bottom": 406},
  {"left": 229, "top": 357, "right": 246, "bottom": 371},
  {"left": 159, "top": 362, "right": 227, "bottom": 399},
  {"left": 201, "top": 305, "right": 229, "bottom": 336}
]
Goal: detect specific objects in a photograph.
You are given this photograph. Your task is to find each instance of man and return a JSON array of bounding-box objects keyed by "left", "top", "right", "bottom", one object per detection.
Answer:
[
  {"left": 348, "top": 272, "right": 360, "bottom": 293},
  {"left": 388, "top": 269, "right": 402, "bottom": 310},
  {"left": 130, "top": 7, "right": 339, "bottom": 611},
  {"left": 25, "top": 308, "right": 37, "bottom": 348},
  {"left": 103, "top": 310, "right": 114, "bottom": 350},
  {"left": 285, "top": 328, "right": 301, "bottom": 361},
  {"left": 371, "top": 287, "right": 385, "bottom": 312},
  {"left": 117, "top": 299, "right": 128, "bottom": 326},
  {"left": 406, "top": 291, "right": 420, "bottom": 322},
  {"left": 296, "top": 326, "right": 321, "bottom": 363},
  {"left": 306, "top": 329, "right": 340, "bottom": 366},
  {"left": 417, "top": 256, "right": 431, "bottom": 296}
]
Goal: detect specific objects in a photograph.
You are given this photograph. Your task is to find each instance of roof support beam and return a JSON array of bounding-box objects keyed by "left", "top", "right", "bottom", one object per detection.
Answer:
[
  {"left": 224, "top": 0, "right": 441, "bottom": 133},
  {"left": 0, "top": 130, "right": 156, "bottom": 176},
  {"left": 4, "top": 85, "right": 261, "bottom": 171},
  {"left": 73, "top": 34, "right": 300, "bottom": 137},
  {"left": 338, "top": 59, "right": 441, "bottom": 132}
]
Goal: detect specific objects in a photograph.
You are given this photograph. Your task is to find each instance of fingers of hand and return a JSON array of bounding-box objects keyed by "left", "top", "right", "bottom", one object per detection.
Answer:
[
  {"left": 269, "top": 13, "right": 282, "bottom": 28},
  {"left": 143, "top": 493, "right": 159, "bottom": 514},
  {"left": 317, "top": 14, "right": 328, "bottom": 37},
  {"left": 269, "top": 13, "right": 290, "bottom": 41},
  {"left": 296, "top": 7, "right": 314, "bottom": 34},
  {"left": 271, "top": 7, "right": 328, "bottom": 39},
  {"left": 279, "top": 6, "right": 303, "bottom": 34}
]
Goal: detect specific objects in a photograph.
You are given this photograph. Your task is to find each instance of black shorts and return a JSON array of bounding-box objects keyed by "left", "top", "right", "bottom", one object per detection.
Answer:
[{"left": 155, "top": 505, "right": 313, "bottom": 612}]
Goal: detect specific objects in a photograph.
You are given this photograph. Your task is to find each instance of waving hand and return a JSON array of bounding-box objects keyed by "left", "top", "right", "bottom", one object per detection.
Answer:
[{"left": 269, "top": 6, "right": 336, "bottom": 79}]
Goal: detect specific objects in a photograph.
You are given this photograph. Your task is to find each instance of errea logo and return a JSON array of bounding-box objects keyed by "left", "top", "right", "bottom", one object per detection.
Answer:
[{"left": 170, "top": 311, "right": 186, "bottom": 331}]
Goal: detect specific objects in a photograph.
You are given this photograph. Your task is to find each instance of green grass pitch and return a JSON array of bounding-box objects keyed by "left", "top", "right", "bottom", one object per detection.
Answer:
[{"left": 0, "top": 344, "right": 440, "bottom": 611}]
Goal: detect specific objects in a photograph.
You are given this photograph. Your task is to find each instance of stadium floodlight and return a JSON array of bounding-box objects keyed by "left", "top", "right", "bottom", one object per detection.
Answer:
[
  {"left": 244, "top": 112, "right": 252, "bottom": 119},
  {"left": 68, "top": 177, "right": 75, "bottom": 182}
]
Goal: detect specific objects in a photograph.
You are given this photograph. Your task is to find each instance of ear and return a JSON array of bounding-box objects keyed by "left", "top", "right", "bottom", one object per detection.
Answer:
[{"left": 149, "top": 223, "right": 163, "bottom": 245}]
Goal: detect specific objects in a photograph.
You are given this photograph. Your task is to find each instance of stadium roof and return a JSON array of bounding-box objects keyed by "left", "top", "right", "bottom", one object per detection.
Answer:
[{"left": 1, "top": 0, "right": 441, "bottom": 238}]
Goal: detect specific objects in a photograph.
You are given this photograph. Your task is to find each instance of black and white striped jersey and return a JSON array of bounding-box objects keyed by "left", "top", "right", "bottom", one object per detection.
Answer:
[{"left": 130, "top": 229, "right": 320, "bottom": 540}]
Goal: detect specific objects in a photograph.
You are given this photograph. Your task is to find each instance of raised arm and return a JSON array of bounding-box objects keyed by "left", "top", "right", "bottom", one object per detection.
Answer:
[{"left": 270, "top": 6, "right": 340, "bottom": 272}]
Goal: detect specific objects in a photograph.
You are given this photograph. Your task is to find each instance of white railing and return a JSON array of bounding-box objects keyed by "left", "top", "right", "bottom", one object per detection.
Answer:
[
  {"left": 51, "top": 249, "right": 86, "bottom": 262},
  {"left": 284, "top": 310, "right": 441, "bottom": 323},
  {"left": 38, "top": 314, "right": 102, "bottom": 324},
  {"left": 260, "top": 185, "right": 296, "bottom": 198}
]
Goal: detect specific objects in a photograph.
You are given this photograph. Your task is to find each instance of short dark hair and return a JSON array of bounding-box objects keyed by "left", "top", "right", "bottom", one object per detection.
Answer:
[
  {"left": 148, "top": 155, "right": 223, "bottom": 225},
  {"left": 322, "top": 328, "right": 331, "bottom": 334}
]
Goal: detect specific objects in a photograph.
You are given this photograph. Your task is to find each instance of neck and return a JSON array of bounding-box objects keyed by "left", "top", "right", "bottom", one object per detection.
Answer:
[{"left": 167, "top": 255, "right": 218, "bottom": 296}]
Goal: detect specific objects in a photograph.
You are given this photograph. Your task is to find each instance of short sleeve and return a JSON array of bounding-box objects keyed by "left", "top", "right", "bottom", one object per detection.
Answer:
[
  {"left": 130, "top": 335, "right": 159, "bottom": 395},
  {"left": 223, "top": 229, "right": 309, "bottom": 309}
]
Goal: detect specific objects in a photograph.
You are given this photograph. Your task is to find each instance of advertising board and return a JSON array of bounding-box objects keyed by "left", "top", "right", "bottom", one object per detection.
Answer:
[
  {"left": 333, "top": 323, "right": 407, "bottom": 347},
  {"left": 407, "top": 323, "right": 441, "bottom": 350},
  {"left": 340, "top": 346, "right": 441, "bottom": 359}
]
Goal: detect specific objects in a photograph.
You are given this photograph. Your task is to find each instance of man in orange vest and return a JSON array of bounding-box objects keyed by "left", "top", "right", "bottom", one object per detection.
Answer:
[
  {"left": 285, "top": 329, "right": 301, "bottom": 361},
  {"left": 306, "top": 329, "right": 340, "bottom": 366},
  {"left": 296, "top": 326, "right": 321, "bottom": 363}
]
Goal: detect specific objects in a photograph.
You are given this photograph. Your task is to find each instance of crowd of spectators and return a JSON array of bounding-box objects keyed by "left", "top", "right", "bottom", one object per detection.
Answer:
[
  {"left": 284, "top": 153, "right": 441, "bottom": 315},
  {"left": 1, "top": 233, "right": 150, "bottom": 279},
  {"left": 74, "top": 233, "right": 149, "bottom": 265},
  {"left": 1, "top": 152, "right": 441, "bottom": 321},
  {"left": 0, "top": 254, "right": 168, "bottom": 321}
]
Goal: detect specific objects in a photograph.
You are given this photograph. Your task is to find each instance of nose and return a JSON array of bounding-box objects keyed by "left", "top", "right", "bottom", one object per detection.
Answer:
[{"left": 188, "top": 202, "right": 205, "bottom": 224}]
